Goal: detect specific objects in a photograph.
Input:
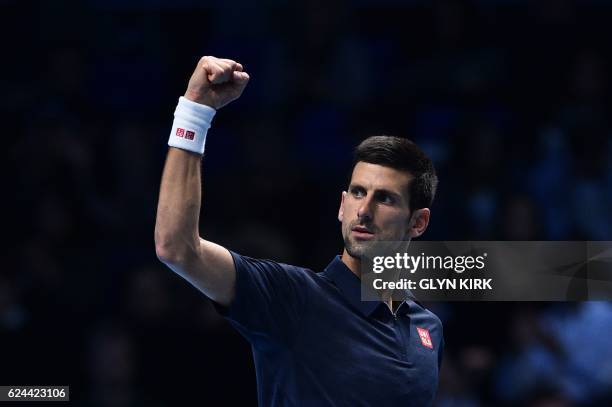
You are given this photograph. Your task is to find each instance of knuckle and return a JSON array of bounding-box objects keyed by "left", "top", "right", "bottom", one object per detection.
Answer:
[{"left": 220, "top": 62, "right": 231, "bottom": 72}]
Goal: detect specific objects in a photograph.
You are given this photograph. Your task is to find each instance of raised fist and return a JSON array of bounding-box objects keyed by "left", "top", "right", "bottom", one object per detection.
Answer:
[{"left": 183, "top": 56, "right": 250, "bottom": 109}]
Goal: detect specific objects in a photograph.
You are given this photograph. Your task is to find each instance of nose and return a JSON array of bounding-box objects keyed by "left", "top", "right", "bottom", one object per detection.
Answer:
[{"left": 357, "top": 195, "right": 375, "bottom": 222}]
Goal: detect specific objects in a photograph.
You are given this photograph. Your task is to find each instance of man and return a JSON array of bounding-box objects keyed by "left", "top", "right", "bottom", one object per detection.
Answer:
[{"left": 155, "top": 55, "right": 443, "bottom": 406}]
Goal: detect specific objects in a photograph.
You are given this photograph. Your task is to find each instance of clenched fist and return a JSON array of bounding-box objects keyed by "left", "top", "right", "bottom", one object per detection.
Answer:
[{"left": 184, "top": 56, "right": 250, "bottom": 109}]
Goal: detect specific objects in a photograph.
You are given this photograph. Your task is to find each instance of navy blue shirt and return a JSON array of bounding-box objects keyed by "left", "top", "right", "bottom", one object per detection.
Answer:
[{"left": 214, "top": 252, "right": 444, "bottom": 406}]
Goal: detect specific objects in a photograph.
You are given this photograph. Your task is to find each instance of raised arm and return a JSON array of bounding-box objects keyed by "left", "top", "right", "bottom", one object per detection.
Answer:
[{"left": 154, "top": 56, "right": 249, "bottom": 306}]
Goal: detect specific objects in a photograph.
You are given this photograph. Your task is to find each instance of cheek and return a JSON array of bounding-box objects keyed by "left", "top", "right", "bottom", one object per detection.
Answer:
[
  {"left": 378, "top": 211, "right": 410, "bottom": 233},
  {"left": 342, "top": 200, "right": 357, "bottom": 218}
]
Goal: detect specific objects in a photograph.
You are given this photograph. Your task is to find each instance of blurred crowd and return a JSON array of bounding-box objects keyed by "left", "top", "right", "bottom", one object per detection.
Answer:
[{"left": 3, "top": 0, "right": 612, "bottom": 405}]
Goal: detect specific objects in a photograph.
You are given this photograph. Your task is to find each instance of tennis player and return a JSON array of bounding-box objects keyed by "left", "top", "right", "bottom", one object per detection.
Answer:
[{"left": 155, "top": 55, "right": 443, "bottom": 406}]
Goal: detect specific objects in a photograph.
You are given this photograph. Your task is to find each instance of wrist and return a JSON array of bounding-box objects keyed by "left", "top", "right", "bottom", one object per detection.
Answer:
[
  {"left": 167, "top": 96, "right": 216, "bottom": 155},
  {"left": 183, "top": 90, "right": 213, "bottom": 108}
]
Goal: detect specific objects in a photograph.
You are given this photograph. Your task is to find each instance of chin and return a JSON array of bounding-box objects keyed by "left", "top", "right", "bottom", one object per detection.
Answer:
[{"left": 344, "top": 239, "right": 373, "bottom": 260}]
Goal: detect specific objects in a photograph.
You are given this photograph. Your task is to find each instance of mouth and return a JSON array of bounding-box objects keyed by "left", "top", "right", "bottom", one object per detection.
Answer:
[{"left": 351, "top": 225, "right": 375, "bottom": 240}]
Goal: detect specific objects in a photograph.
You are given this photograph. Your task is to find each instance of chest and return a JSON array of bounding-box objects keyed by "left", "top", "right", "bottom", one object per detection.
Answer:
[{"left": 292, "top": 300, "right": 440, "bottom": 402}]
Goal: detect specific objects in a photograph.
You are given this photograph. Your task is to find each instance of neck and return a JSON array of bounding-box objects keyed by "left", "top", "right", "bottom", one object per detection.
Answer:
[
  {"left": 341, "top": 248, "right": 394, "bottom": 310},
  {"left": 340, "top": 249, "right": 361, "bottom": 278}
]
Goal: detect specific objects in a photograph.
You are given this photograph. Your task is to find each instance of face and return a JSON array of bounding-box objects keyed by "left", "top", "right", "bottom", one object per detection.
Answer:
[{"left": 338, "top": 162, "right": 430, "bottom": 260}]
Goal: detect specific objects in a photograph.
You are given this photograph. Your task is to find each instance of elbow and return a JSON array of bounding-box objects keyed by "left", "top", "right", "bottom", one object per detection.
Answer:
[
  {"left": 154, "top": 233, "right": 197, "bottom": 266},
  {"left": 155, "top": 241, "right": 178, "bottom": 265}
]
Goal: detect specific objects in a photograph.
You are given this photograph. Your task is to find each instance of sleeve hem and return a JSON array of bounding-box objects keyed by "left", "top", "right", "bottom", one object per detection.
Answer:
[{"left": 210, "top": 250, "right": 243, "bottom": 319}]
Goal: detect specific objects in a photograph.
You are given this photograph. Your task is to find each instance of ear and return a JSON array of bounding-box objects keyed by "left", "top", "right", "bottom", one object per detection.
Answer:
[
  {"left": 338, "top": 191, "right": 347, "bottom": 223},
  {"left": 407, "top": 208, "right": 430, "bottom": 238}
]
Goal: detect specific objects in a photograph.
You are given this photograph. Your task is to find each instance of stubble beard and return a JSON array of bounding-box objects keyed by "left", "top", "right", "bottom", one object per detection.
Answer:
[
  {"left": 343, "top": 233, "right": 375, "bottom": 260},
  {"left": 343, "top": 226, "right": 412, "bottom": 261}
]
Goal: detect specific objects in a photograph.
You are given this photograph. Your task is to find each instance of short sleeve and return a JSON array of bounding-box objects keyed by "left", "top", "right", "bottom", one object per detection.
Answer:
[{"left": 212, "top": 251, "right": 310, "bottom": 347}]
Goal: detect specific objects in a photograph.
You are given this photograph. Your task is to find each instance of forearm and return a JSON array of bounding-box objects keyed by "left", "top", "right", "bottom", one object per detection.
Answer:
[
  {"left": 155, "top": 148, "right": 203, "bottom": 262},
  {"left": 153, "top": 55, "right": 248, "bottom": 304}
]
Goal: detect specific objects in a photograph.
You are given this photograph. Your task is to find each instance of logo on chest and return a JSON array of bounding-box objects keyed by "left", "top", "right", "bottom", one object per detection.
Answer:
[{"left": 416, "top": 327, "right": 433, "bottom": 349}]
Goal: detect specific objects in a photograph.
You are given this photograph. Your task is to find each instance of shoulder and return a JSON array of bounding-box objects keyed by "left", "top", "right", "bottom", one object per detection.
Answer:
[{"left": 230, "top": 251, "right": 321, "bottom": 287}]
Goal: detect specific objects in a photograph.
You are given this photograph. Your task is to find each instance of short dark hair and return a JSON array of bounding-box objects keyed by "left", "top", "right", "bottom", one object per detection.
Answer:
[{"left": 352, "top": 135, "right": 438, "bottom": 211}]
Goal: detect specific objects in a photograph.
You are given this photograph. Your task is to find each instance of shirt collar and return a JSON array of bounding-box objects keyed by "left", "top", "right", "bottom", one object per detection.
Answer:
[{"left": 322, "top": 256, "right": 381, "bottom": 317}]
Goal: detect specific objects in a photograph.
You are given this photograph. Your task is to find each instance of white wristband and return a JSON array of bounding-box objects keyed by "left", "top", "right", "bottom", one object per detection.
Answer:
[{"left": 168, "top": 96, "right": 216, "bottom": 155}]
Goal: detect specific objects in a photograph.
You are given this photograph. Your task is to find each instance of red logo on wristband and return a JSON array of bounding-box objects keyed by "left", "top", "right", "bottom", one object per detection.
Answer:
[
  {"left": 185, "top": 130, "right": 195, "bottom": 140},
  {"left": 176, "top": 128, "right": 185, "bottom": 138}
]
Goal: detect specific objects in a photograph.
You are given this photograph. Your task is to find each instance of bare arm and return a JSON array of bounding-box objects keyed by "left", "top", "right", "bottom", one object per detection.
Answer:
[{"left": 154, "top": 56, "right": 249, "bottom": 306}]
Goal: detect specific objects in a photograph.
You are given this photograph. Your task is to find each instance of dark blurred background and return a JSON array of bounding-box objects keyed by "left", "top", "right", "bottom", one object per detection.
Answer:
[{"left": 3, "top": 0, "right": 612, "bottom": 405}]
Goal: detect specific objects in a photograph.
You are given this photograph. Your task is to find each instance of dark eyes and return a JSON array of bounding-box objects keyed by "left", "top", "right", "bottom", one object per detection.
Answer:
[
  {"left": 350, "top": 187, "right": 366, "bottom": 198},
  {"left": 350, "top": 187, "right": 395, "bottom": 205},
  {"left": 377, "top": 193, "right": 394, "bottom": 204}
]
